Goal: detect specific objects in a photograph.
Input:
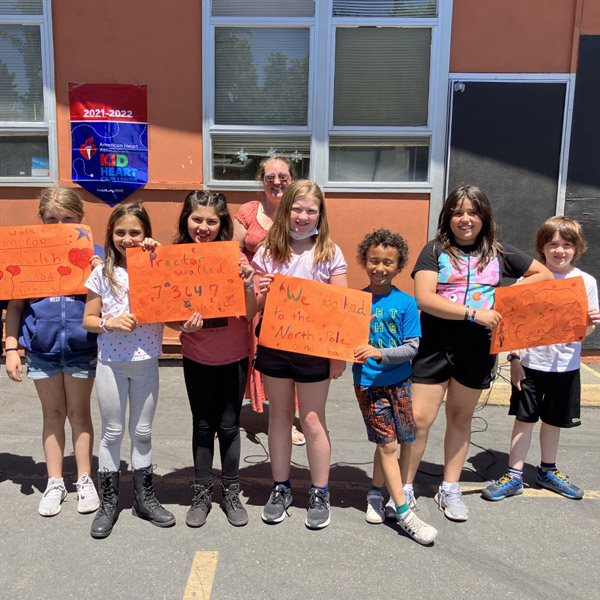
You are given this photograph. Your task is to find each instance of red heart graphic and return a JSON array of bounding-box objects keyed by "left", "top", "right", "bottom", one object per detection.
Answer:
[
  {"left": 58, "top": 266, "right": 72, "bottom": 276},
  {"left": 6, "top": 265, "right": 21, "bottom": 276},
  {"left": 79, "top": 137, "right": 97, "bottom": 160},
  {"left": 68, "top": 248, "right": 94, "bottom": 270},
  {"left": 0, "top": 270, "right": 3, "bottom": 281}
]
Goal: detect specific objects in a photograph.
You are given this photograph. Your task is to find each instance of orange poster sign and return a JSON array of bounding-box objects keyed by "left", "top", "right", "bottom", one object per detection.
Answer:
[
  {"left": 127, "top": 241, "right": 245, "bottom": 324},
  {"left": 259, "top": 274, "right": 372, "bottom": 361},
  {"left": 490, "top": 276, "right": 588, "bottom": 353},
  {"left": 0, "top": 224, "right": 94, "bottom": 300}
]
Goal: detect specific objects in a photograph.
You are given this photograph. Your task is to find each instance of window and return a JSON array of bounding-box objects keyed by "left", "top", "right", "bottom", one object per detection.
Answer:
[
  {"left": 0, "top": 0, "right": 55, "bottom": 183},
  {"left": 203, "top": 0, "right": 448, "bottom": 190}
]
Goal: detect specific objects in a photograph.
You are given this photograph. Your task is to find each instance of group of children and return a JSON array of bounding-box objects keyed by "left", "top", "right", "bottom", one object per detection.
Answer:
[{"left": 3, "top": 179, "right": 598, "bottom": 545}]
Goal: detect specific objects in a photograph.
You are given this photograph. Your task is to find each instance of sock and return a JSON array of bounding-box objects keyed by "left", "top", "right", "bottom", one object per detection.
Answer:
[
  {"left": 508, "top": 467, "right": 523, "bottom": 481},
  {"left": 369, "top": 485, "right": 383, "bottom": 494},
  {"left": 311, "top": 484, "right": 329, "bottom": 494},
  {"left": 539, "top": 462, "right": 556, "bottom": 473},
  {"left": 441, "top": 480, "right": 456, "bottom": 492},
  {"left": 396, "top": 503, "right": 410, "bottom": 519},
  {"left": 274, "top": 480, "right": 291, "bottom": 490}
]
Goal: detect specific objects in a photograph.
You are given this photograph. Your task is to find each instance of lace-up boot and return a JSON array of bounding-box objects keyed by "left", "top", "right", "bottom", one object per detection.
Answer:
[
  {"left": 186, "top": 483, "right": 212, "bottom": 527},
  {"left": 91, "top": 471, "right": 120, "bottom": 539},
  {"left": 221, "top": 483, "right": 249, "bottom": 527},
  {"left": 132, "top": 466, "right": 176, "bottom": 527}
]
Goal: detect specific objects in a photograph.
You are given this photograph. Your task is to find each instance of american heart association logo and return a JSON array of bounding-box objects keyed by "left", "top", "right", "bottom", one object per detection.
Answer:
[{"left": 79, "top": 137, "right": 97, "bottom": 160}]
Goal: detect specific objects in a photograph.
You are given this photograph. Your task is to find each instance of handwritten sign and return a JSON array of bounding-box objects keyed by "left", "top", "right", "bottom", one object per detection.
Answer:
[
  {"left": 127, "top": 241, "right": 245, "bottom": 324},
  {"left": 491, "top": 276, "right": 588, "bottom": 353},
  {"left": 0, "top": 224, "right": 94, "bottom": 300},
  {"left": 259, "top": 274, "right": 372, "bottom": 361}
]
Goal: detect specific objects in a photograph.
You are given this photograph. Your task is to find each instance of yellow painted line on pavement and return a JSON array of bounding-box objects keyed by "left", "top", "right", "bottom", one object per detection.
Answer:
[
  {"left": 183, "top": 551, "right": 218, "bottom": 600},
  {"left": 581, "top": 362, "right": 600, "bottom": 380},
  {"left": 460, "top": 485, "right": 600, "bottom": 499}
]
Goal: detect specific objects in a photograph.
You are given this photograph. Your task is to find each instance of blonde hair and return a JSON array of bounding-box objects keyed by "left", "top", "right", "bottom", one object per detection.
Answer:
[
  {"left": 263, "top": 179, "right": 336, "bottom": 264},
  {"left": 535, "top": 216, "right": 587, "bottom": 263},
  {"left": 38, "top": 187, "right": 84, "bottom": 221}
]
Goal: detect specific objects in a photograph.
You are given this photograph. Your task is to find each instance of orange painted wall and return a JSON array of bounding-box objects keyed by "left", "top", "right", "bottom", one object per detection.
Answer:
[
  {"left": 582, "top": 0, "right": 600, "bottom": 34},
  {"left": 451, "top": 0, "right": 579, "bottom": 73}
]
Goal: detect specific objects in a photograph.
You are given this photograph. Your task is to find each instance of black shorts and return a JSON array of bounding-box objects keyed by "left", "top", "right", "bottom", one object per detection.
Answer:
[
  {"left": 509, "top": 366, "right": 581, "bottom": 428},
  {"left": 412, "top": 337, "right": 496, "bottom": 390},
  {"left": 254, "top": 345, "right": 330, "bottom": 383}
]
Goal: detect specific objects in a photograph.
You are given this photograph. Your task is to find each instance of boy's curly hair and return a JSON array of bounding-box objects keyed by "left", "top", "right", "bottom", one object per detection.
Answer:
[{"left": 356, "top": 229, "right": 409, "bottom": 270}]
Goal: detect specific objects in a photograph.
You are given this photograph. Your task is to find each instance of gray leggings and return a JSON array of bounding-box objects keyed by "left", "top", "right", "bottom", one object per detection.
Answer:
[{"left": 96, "top": 357, "right": 159, "bottom": 471}]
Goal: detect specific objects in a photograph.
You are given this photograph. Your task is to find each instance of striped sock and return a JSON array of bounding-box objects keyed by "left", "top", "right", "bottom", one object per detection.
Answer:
[{"left": 508, "top": 467, "right": 523, "bottom": 481}]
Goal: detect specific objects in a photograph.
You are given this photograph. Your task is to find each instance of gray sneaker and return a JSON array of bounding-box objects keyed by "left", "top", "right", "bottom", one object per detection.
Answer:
[
  {"left": 262, "top": 485, "right": 292, "bottom": 524},
  {"left": 39, "top": 477, "right": 67, "bottom": 517},
  {"left": 365, "top": 490, "right": 384, "bottom": 524},
  {"left": 398, "top": 510, "right": 438, "bottom": 545},
  {"left": 385, "top": 488, "right": 417, "bottom": 519},
  {"left": 76, "top": 473, "right": 100, "bottom": 514},
  {"left": 305, "top": 488, "right": 330, "bottom": 530},
  {"left": 434, "top": 483, "right": 468, "bottom": 521}
]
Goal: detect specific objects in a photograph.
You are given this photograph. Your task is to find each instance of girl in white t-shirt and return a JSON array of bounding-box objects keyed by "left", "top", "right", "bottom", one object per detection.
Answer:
[
  {"left": 252, "top": 179, "right": 348, "bottom": 530},
  {"left": 83, "top": 202, "right": 174, "bottom": 538}
]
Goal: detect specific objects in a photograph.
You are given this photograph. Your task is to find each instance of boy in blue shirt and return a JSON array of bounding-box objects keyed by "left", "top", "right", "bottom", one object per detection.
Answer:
[{"left": 353, "top": 229, "right": 437, "bottom": 545}]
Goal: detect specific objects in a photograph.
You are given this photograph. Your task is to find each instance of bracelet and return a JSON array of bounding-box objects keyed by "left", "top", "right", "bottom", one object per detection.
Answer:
[
  {"left": 245, "top": 282, "right": 255, "bottom": 293},
  {"left": 469, "top": 309, "right": 477, "bottom": 322},
  {"left": 100, "top": 318, "right": 110, "bottom": 333},
  {"left": 507, "top": 353, "right": 521, "bottom": 362},
  {"left": 464, "top": 307, "right": 470, "bottom": 321},
  {"left": 4, "top": 348, "right": 19, "bottom": 352},
  {"left": 180, "top": 322, "right": 188, "bottom": 333}
]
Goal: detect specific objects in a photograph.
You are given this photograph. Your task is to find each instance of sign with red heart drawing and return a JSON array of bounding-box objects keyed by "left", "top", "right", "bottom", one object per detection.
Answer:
[{"left": 0, "top": 224, "right": 95, "bottom": 300}]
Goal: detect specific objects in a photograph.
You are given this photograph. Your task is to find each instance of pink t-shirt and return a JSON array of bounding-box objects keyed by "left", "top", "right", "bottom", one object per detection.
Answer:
[
  {"left": 180, "top": 316, "right": 250, "bottom": 366},
  {"left": 235, "top": 201, "right": 268, "bottom": 261},
  {"left": 252, "top": 244, "right": 347, "bottom": 282}
]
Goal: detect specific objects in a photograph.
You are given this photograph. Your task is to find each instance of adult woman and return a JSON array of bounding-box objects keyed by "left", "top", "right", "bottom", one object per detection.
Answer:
[
  {"left": 233, "top": 156, "right": 305, "bottom": 446},
  {"left": 400, "top": 185, "right": 551, "bottom": 522}
]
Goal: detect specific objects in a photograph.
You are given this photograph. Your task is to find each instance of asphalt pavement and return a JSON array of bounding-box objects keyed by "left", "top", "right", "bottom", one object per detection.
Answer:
[{"left": 0, "top": 360, "right": 599, "bottom": 600}]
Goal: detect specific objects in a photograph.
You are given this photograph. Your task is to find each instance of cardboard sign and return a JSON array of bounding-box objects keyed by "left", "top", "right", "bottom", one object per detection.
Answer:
[
  {"left": 0, "top": 224, "right": 94, "bottom": 300},
  {"left": 69, "top": 83, "right": 148, "bottom": 207},
  {"left": 490, "top": 276, "right": 589, "bottom": 353},
  {"left": 127, "top": 242, "right": 246, "bottom": 324},
  {"left": 259, "top": 274, "right": 371, "bottom": 361}
]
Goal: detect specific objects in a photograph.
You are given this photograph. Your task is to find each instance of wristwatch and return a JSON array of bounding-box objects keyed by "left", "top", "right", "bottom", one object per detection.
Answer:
[{"left": 507, "top": 353, "right": 521, "bottom": 362}]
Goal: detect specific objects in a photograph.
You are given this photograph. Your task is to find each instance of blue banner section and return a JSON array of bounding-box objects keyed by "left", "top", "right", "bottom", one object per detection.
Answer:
[{"left": 71, "top": 121, "right": 148, "bottom": 207}]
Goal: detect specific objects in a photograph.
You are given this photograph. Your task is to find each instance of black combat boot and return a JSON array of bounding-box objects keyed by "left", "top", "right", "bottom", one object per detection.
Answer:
[
  {"left": 185, "top": 483, "right": 212, "bottom": 528},
  {"left": 131, "top": 466, "right": 176, "bottom": 527},
  {"left": 90, "top": 470, "right": 120, "bottom": 539}
]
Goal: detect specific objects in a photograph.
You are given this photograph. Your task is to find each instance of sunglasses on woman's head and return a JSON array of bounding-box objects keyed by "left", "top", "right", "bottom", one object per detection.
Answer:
[{"left": 264, "top": 172, "right": 290, "bottom": 184}]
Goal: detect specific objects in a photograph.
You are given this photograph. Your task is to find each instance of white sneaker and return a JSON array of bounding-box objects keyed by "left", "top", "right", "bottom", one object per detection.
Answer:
[
  {"left": 398, "top": 510, "right": 438, "bottom": 545},
  {"left": 76, "top": 473, "right": 100, "bottom": 514},
  {"left": 365, "top": 490, "right": 385, "bottom": 524},
  {"left": 435, "top": 483, "right": 469, "bottom": 521},
  {"left": 39, "top": 477, "right": 67, "bottom": 516},
  {"left": 404, "top": 486, "right": 417, "bottom": 510}
]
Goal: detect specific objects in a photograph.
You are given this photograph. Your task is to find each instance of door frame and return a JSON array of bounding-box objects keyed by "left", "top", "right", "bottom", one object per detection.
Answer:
[{"left": 435, "top": 72, "right": 576, "bottom": 239}]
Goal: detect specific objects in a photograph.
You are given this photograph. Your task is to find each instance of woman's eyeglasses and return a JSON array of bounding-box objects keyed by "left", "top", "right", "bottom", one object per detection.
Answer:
[{"left": 264, "top": 172, "right": 290, "bottom": 184}]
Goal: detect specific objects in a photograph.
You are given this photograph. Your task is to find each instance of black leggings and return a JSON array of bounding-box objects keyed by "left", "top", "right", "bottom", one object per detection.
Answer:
[{"left": 182, "top": 356, "right": 249, "bottom": 488}]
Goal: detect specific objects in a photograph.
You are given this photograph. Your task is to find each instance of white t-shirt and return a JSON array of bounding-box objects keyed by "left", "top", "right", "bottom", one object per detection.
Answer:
[
  {"left": 252, "top": 244, "right": 347, "bottom": 282},
  {"left": 85, "top": 265, "right": 163, "bottom": 362},
  {"left": 520, "top": 268, "right": 598, "bottom": 372}
]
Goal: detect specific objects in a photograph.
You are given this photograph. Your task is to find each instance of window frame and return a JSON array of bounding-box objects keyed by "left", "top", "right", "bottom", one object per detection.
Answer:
[
  {"left": 202, "top": 0, "right": 452, "bottom": 194},
  {"left": 0, "top": 0, "right": 57, "bottom": 185}
]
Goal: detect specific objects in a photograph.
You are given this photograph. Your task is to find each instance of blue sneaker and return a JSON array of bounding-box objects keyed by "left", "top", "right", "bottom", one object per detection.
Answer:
[
  {"left": 482, "top": 473, "right": 523, "bottom": 501},
  {"left": 536, "top": 468, "right": 584, "bottom": 499}
]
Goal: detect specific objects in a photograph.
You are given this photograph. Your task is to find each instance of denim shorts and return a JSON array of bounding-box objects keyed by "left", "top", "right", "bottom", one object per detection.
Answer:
[{"left": 26, "top": 351, "right": 97, "bottom": 380}]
